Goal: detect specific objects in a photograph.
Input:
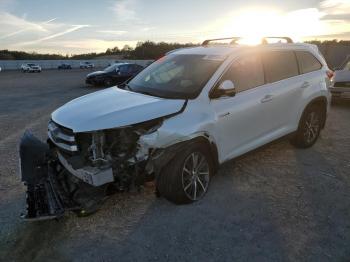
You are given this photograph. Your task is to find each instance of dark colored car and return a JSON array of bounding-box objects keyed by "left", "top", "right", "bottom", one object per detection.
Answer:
[
  {"left": 58, "top": 63, "right": 72, "bottom": 70},
  {"left": 86, "top": 63, "right": 144, "bottom": 87}
]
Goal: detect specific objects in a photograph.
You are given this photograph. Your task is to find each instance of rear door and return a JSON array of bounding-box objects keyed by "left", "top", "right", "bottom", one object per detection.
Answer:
[{"left": 260, "top": 50, "right": 304, "bottom": 134}]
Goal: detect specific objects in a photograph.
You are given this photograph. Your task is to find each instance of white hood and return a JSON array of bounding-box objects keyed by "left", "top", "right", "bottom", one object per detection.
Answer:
[{"left": 52, "top": 87, "right": 186, "bottom": 132}]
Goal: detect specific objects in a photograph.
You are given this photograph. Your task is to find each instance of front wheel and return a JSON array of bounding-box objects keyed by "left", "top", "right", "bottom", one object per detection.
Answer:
[
  {"left": 291, "top": 105, "right": 323, "bottom": 148},
  {"left": 157, "top": 143, "right": 213, "bottom": 204},
  {"left": 103, "top": 79, "right": 113, "bottom": 87}
]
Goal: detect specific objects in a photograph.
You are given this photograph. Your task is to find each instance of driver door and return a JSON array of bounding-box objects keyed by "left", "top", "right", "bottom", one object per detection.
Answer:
[{"left": 211, "top": 54, "right": 274, "bottom": 161}]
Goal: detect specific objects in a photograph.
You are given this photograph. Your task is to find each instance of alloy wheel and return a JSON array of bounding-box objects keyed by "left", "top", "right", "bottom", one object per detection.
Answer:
[
  {"left": 181, "top": 152, "right": 210, "bottom": 201},
  {"left": 303, "top": 111, "right": 320, "bottom": 144}
]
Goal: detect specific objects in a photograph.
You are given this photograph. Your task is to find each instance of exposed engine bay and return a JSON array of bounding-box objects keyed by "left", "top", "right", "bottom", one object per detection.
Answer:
[{"left": 19, "top": 119, "right": 165, "bottom": 221}]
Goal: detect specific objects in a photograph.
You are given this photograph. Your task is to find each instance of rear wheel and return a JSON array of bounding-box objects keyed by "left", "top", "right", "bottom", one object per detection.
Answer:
[
  {"left": 157, "top": 143, "right": 213, "bottom": 204},
  {"left": 292, "top": 105, "right": 323, "bottom": 148}
]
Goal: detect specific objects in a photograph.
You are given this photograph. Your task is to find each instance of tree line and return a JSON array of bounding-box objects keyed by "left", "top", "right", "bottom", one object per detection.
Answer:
[
  {"left": 1, "top": 40, "right": 349, "bottom": 60},
  {"left": 0, "top": 41, "right": 197, "bottom": 60}
]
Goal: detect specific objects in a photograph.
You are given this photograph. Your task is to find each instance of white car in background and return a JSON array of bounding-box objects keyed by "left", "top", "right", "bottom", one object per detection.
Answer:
[
  {"left": 21, "top": 63, "right": 42, "bottom": 73},
  {"left": 19, "top": 36, "right": 332, "bottom": 220},
  {"left": 330, "top": 57, "right": 350, "bottom": 98},
  {"left": 80, "top": 62, "right": 95, "bottom": 69}
]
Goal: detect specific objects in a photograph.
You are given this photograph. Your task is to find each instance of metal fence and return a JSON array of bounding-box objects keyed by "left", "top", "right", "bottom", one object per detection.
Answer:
[{"left": 0, "top": 59, "right": 154, "bottom": 70}]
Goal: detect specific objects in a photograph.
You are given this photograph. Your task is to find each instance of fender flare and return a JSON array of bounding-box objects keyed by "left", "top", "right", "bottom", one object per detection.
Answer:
[{"left": 149, "top": 134, "right": 219, "bottom": 177}]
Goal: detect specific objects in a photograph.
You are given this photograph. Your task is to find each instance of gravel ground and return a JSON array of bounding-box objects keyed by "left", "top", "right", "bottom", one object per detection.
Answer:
[{"left": 0, "top": 70, "right": 349, "bottom": 262}]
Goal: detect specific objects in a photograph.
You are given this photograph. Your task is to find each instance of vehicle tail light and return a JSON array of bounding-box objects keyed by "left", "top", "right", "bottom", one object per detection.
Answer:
[{"left": 326, "top": 70, "right": 334, "bottom": 79}]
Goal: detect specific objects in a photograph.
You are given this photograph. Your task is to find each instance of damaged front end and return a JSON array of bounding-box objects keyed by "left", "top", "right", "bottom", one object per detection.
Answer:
[{"left": 19, "top": 119, "right": 162, "bottom": 221}]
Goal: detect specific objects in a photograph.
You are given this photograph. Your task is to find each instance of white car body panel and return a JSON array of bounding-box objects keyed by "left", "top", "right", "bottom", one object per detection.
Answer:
[
  {"left": 51, "top": 87, "right": 186, "bottom": 132},
  {"left": 51, "top": 42, "right": 331, "bottom": 166},
  {"left": 138, "top": 45, "right": 331, "bottom": 164}
]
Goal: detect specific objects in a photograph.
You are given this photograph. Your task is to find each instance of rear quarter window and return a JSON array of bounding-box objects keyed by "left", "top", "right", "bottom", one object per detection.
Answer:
[
  {"left": 262, "top": 51, "right": 299, "bottom": 83},
  {"left": 296, "top": 51, "right": 322, "bottom": 74}
]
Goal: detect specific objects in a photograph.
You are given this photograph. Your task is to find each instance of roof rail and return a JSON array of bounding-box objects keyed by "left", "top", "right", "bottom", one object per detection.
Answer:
[
  {"left": 202, "top": 37, "right": 241, "bottom": 46},
  {"left": 202, "top": 36, "right": 293, "bottom": 46},
  {"left": 261, "top": 37, "right": 293, "bottom": 44}
]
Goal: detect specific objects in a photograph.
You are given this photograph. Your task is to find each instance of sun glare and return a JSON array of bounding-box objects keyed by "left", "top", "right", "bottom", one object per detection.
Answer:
[{"left": 218, "top": 7, "right": 329, "bottom": 44}]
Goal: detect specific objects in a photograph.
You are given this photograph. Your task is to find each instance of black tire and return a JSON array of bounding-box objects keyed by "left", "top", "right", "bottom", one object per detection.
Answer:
[
  {"left": 157, "top": 143, "right": 213, "bottom": 205},
  {"left": 291, "top": 105, "right": 323, "bottom": 148}
]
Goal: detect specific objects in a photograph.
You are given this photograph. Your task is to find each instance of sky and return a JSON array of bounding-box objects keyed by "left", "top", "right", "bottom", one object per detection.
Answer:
[{"left": 0, "top": 0, "right": 350, "bottom": 54}]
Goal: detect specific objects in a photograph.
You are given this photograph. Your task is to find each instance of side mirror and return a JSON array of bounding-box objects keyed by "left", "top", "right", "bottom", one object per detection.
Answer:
[
  {"left": 210, "top": 80, "right": 236, "bottom": 99},
  {"left": 116, "top": 68, "right": 121, "bottom": 75}
]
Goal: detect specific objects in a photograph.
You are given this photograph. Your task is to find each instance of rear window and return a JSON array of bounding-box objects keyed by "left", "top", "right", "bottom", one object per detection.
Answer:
[
  {"left": 262, "top": 51, "right": 299, "bottom": 83},
  {"left": 296, "top": 51, "right": 322, "bottom": 74}
]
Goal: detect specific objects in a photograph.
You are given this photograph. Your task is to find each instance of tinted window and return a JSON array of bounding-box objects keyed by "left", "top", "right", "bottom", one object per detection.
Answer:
[
  {"left": 119, "top": 65, "right": 132, "bottom": 74},
  {"left": 221, "top": 55, "right": 265, "bottom": 92},
  {"left": 296, "top": 51, "right": 322, "bottom": 74},
  {"left": 132, "top": 64, "right": 143, "bottom": 72},
  {"left": 263, "top": 51, "right": 299, "bottom": 83},
  {"left": 104, "top": 64, "right": 118, "bottom": 72}
]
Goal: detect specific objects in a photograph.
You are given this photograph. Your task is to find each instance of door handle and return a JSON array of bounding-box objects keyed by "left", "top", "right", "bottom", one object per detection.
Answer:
[
  {"left": 260, "top": 94, "right": 273, "bottom": 103},
  {"left": 301, "top": 81, "right": 310, "bottom": 89}
]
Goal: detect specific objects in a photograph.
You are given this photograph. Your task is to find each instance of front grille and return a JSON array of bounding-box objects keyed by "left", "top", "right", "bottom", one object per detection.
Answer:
[
  {"left": 48, "top": 120, "right": 78, "bottom": 152},
  {"left": 334, "top": 82, "right": 350, "bottom": 88}
]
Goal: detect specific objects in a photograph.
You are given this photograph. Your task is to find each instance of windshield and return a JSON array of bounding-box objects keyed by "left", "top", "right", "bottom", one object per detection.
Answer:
[
  {"left": 128, "top": 54, "right": 224, "bottom": 99},
  {"left": 104, "top": 64, "right": 118, "bottom": 73}
]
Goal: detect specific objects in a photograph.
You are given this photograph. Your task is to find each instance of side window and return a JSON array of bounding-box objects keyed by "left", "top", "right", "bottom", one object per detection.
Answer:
[
  {"left": 263, "top": 51, "right": 299, "bottom": 83},
  {"left": 221, "top": 55, "right": 265, "bottom": 93},
  {"left": 119, "top": 65, "right": 131, "bottom": 74},
  {"left": 296, "top": 51, "right": 322, "bottom": 74},
  {"left": 133, "top": 64, "right": 142, "bottom": 72}
]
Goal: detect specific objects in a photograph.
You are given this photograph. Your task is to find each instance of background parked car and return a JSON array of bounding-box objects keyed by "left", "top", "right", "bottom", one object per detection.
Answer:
[
  {"left": 58, "top": 63, "right": 72, "bottom": 70},
  {"left": 330, "top": 58, "right": 350, "bottom": 98},
  {"left": 80, "top": 62, "right": 94, "bottom": 69},
  {"left": 21, "top": 63, "right": 42, "bottom": 73},
  {"left": 86, "top": 63, "right": 144, "bottom": 87}
]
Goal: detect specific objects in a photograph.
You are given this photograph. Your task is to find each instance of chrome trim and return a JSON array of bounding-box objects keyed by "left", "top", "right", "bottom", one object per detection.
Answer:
[
  {"left": 48, "top": 131, "right": 78, "bottom": 152},
  {"left": 48, "top": 122, "right": 75, "bottom": 142}
]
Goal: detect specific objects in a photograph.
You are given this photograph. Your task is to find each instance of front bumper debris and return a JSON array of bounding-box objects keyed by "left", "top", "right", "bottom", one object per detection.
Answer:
[{"left": 19, "top": 131, "right": 80, "bottom": 221}]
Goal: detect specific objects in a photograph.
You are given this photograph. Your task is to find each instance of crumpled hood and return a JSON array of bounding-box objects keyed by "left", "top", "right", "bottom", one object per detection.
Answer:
[
  {"left": 52, "top": 87, "right": 186, "bottom": 133},
  {"left": 87, "top": 71, "right": 106, "bottom": 78},
  {"left": 333, "top": 70, "right": 350, "bottom": 82}
]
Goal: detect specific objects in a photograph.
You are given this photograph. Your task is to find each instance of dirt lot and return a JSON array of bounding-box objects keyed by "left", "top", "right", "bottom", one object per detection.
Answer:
[{"left": 0, "top": 70, "right": 349, "bottom": 262}]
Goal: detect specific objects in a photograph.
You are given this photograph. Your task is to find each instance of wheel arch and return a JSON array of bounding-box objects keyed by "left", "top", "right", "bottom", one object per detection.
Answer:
[
  {"left": 301, "top": 96, "right": 328, "bottom": 129},
  {"left": 150, "top": 134, "right": 220, "bottom": 177}
]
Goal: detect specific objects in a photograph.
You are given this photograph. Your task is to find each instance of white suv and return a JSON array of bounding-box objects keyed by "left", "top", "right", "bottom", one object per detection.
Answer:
[
  {"left": 21, "top": 63, "right": 42, "bottom": 73},
  {"left": 80, "top": 61, "right": 94, "bottom": 69},
  {"left": 19, "top": 37, "right": 331, "bottom": 219}
]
